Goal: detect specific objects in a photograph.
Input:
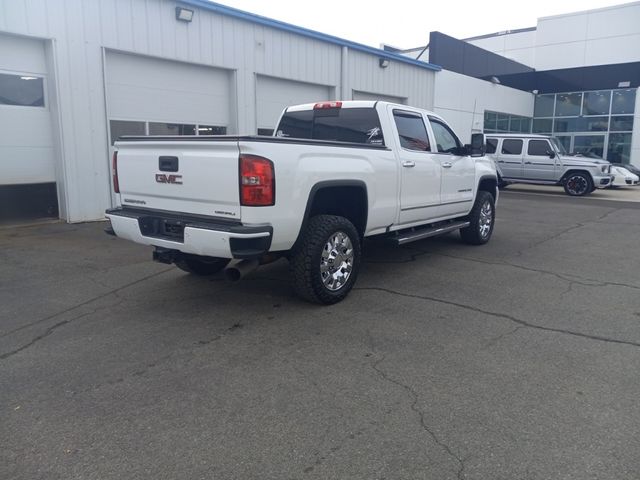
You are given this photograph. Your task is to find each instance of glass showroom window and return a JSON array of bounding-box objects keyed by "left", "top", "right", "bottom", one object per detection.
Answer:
[
  {"left": 483, "top": 111, "right": 532, "bottom": 134},
  {"left": 533, "top": 88, "right": 636, "bottom": 163},
  {"left": 534, "top": 94, "right": 554, "bottom": 117},
  {"left": 582, "top": 91, "right": 611, "bottom": 115},
  {"left": 555, "top": 92, "right": 582, "bottom": 117},
  {"left": 611, "top": 89, "right": 636, "bottom": 114},
  {"left": 608, "top": 133, "right": 632, "bottom": 163},
  {"left": 0, "top": 72, "right": 45, "bottom": 107}
]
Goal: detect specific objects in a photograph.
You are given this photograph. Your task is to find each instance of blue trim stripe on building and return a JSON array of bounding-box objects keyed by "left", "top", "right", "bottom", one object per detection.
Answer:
[{"left": 181, "top": 0, "right": 442, "bottom": 72}]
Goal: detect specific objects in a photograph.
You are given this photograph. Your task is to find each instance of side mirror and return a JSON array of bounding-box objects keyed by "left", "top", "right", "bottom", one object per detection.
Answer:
[
  {"left": 470, "top": 133, "right": 485, "bottom": 157},
  {"left": 548, "top": 151, "right": 556, "bottom": 159}
]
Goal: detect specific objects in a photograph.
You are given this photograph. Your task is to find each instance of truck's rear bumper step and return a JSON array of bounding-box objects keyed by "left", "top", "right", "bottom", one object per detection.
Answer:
[
  {"left": 105, "top": 207, "right": 272, "bottom": 259},
  {"left": 393, "top": 221, "right": 470, "bottom": 245}
]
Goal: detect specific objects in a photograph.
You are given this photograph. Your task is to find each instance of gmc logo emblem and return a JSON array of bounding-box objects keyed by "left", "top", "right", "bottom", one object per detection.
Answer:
[{"left": 155, "top": 174, "right": 182, "bottom": 184}]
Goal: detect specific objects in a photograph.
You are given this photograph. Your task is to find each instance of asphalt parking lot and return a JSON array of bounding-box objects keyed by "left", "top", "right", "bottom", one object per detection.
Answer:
[{"left": 2, "top": 190, "right": 640, "bottom": 480}]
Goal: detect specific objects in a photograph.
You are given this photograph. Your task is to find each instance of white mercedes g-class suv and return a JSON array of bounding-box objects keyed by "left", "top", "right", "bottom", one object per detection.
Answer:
[{"left": 106, "top": 101, "right": 498, "bottom": 304}]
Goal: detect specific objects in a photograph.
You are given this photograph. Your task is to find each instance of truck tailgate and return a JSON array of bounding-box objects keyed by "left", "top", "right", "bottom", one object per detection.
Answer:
[{"left": 115, "top": 140, "right": 241, "bottom": 219}]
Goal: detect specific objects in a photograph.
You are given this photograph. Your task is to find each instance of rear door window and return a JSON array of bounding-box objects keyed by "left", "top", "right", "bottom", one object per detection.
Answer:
[
  {"left": 501, "top": 139, "right": 523, "bottom": 155},
  {"left": 393, "top": 110, "right": 430, "bottom": 151},
  {"left": 277, "top": 107, "right": 384, "bottom": 145}
]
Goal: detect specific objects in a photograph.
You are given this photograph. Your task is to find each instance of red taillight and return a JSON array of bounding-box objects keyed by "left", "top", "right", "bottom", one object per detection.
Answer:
[
  {"left": 240, "top": 154, "right": 275, "bottom": 206},
  {"left": 314, "top": 101, "right": 342, "bottom": 110},
  {"left": 112, "top": 151, "right": 120, "bottom": 193}
]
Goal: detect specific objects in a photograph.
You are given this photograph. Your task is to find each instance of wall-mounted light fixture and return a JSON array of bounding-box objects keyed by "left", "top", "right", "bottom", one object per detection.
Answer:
[
  {"left": 379, "top": 58, "right": 390, "bottom": 68},
  {"left": 532, "top": 89, "right": 539, "bottom": 94},
  {"left": 175, "top": 6, "right": 194, "bottom": 22},
  {"left": 490, "top": 76, "right": 500, "bottom": 84}
]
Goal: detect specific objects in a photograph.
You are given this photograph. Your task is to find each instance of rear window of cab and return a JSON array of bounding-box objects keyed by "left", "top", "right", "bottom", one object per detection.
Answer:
[{"left": 276, "top": 107, "right": 385, "bottom": 146}]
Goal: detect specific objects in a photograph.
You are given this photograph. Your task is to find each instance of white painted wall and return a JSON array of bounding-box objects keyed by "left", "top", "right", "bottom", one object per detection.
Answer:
[
  {"left": 432, "top": 69, "right": 534, "bottom": 142},
  {"left": 466, "top": 30, "right": 537, "bottom": 67},
  {"left": 0, "top": 0, "right": 437, "bottom": 222},
  {"left": 467, "top": 3, "right": 640, "bottom": 71},
  {"left": 536, "top": 2, "right": 640, "bottom": 70}
]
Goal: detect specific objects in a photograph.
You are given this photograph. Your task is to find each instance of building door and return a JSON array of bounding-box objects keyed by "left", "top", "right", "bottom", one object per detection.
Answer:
[
  {"left": 0, "top": 34, "right": 58, "bottom": 222},
  {"left": 256, "top": 75, "right": 331, "bottom": 135}
]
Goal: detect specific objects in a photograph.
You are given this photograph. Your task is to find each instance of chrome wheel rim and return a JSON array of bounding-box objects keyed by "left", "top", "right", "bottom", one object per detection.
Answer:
[
  {"left": 566, "top": 175, "right": 587, "bottom": 195},
  {"left": 320, "top": 231, "right": 354, "bottom": 291},
  {"left": 479, "top": 200, "right": 493, "bottom": 239}
]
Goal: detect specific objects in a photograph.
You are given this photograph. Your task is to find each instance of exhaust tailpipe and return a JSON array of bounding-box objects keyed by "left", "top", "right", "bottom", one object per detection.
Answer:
[{"left": 224, "top": 259, "right": 259, "bottom": 282}]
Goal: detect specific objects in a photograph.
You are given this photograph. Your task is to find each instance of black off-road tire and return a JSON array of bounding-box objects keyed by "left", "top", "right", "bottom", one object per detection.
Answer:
[
  {"left": 563, "top": 172, "right": 593, "bottom": 196},
  {"left": 289, "top": 215, "right": 361, "bottom": 305},
  {"left": 175, "top": 255, "right": 230, "bottom": 276},
  {"left": 460, "top": 191, "right": 495, "bottom": 245}
]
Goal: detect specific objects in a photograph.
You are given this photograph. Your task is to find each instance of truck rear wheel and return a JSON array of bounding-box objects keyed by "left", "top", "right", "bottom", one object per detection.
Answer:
[
  {"left": 290, "top": 215, "right": 361, "bottom": 305},
  {"left": 175, "top": 255, "right": 230, "bottom": 276},
  {"left": 460, "top": 191, "right": 495, "bottom": 245}
]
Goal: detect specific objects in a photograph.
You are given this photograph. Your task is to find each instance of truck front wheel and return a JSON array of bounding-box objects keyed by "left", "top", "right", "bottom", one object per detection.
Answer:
[
  {"left": 175, "top": 255, "right": 230, "bottom": 276},
  {"left": 290, "top": 215, "right": 361, "bottom": 304},
  {"left": 460, "top": 191, "right": 495, "bottom": 245}
]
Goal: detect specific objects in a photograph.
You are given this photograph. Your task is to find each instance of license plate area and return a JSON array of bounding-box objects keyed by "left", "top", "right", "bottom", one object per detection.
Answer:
[{"left": 138, "top": 216, "right": 185, "bottom": 241}]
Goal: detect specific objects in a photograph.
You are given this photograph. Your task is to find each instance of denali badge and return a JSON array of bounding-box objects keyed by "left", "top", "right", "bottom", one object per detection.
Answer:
[{"left": 155, "top": 173, "right": 182, "bottom": 184}]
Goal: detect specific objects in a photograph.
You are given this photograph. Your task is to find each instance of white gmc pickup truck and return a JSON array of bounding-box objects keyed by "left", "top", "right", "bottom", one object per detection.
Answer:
[{"left": 106, "top": 101, "right": 498, "bottom": 304}]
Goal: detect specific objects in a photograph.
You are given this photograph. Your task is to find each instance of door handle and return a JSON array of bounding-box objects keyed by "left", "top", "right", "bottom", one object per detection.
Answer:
[
  {"left": 402, "top": 160, "right": 416, "bottom": 168},
  {"left": 524, "top": 161, "right": 532, "bottom": 164},
  {"left": 441, "top": 162, "right": 452, "bottom": 168}
]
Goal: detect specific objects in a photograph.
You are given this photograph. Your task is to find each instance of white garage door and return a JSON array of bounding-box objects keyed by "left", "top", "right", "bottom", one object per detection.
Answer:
[
  {"left": 0, "top": 34, "right": 55, "bottom": 185},
  {"left": 105, "top": 51, "right": 232, "bottom": 143},
  {"left": 352, "top": 90, "right": 406, "bottom": 104},
  {"left": 256, "top": 76, "right": 331, "bottom": 133}
]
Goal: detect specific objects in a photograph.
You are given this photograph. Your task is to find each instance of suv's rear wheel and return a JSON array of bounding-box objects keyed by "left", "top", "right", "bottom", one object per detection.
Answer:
[
  {"left": 564, "top": 172, "right": 593, "bottom": 196},
  {"left": 460, "top": 191, "right": 495, "bottom": 245},
  {"left": 290, "top": 215, "right": 361, "bottom": 304},
  {"left": 175, "top": 255, "right": 230, "bottom": 276}
]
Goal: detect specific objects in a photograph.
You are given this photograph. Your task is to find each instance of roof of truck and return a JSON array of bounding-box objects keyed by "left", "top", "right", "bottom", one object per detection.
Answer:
[{"left": 285, "top": 100, "right": 439, "bottom": 117}]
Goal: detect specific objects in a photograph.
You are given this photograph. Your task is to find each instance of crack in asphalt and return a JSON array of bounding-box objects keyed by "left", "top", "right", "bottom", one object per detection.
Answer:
[
  {"left": 371, "top": 354, "right": 466, "bottom": 480},
  {"left": 80, "top": 321, "right": 244, "bottom": 394},
  {"left": 514, "top": 208, "right": 617, "bottom": 257},
  {"left": 482, "top": 326, "right": 524, "bottom": 350},
  {"left": 431, "top": 253, "right": 640, "bottom": 293},
  {"left": 0, "top": 306, "right": 113, "bottom": 360},
  {"left": 0, "top": 268, "right": 174, "bottom": 340},
  {"left": 355, "top": 287, "right": 640, "bottom": 349}
]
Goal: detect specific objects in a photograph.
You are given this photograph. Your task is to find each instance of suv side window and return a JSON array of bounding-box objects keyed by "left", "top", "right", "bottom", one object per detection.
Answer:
[
  {"left": 393, "top": 110, "right": 430, "bottom": 151},
  {"left": 528, "top": 139, "right": 552, "bottom": 156},
  {"left": 429, "top": 118, "right": 461, "bottom": 154},
  {"left": 486, "top": 138, "right": 498, "bottom": 154},
  {"left": 501, "top": 139, "right": 523, "bottom": 155}
]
